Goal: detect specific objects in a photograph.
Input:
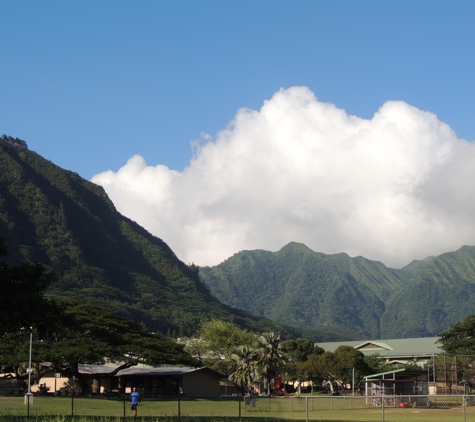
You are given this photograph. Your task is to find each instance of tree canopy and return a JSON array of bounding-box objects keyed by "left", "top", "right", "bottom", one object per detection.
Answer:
[
  {"left": 185, "top": 319, "right": 256, "bottom": 377},
  {"left": 438, "top": 314, "right": 475, "bottom": 354},
  {"left": 281, "top": 338, "right": 324, "bottom": 362},
  {"left": 1, "top": 299, "right": 197, "bottom": 393},
  {"left": 199, "top": 319, "right": 256, "bottom": 360},
  {"left": 45, "top": 300, "right": 197, "bottom": 373},
  {"left": 257, "top": 332, "right": 286, "bottom": 395},
  {"left": 292, "top": 345, "right": 369, "bottom": 393},
  {"left": 229, "top": 345, "right": 258, "bottom": 394},
  {"left": 0, "top": 238, "right": 62, "bottom": 336}
]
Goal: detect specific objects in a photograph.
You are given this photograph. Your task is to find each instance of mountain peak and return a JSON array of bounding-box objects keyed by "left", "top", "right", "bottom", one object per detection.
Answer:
[
  {"left": 0, "top": 141, "right": 298, "bottom": 337},
  {"left": 1, "top": 134, "right": 28, "bottom": 149}
]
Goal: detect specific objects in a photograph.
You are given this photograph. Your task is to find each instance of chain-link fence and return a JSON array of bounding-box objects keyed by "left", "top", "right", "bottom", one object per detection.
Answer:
[
  {"left": 429, "top": 355, "right": 475, "bottom": 395},
  {"left": 3, "top": 394, "right": 475, "bottom": 421}
]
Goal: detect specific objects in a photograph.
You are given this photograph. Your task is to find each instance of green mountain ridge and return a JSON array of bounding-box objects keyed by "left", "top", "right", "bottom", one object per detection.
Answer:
[
  {"left": 4, "top": 135, "right": 473, "bottom": 342},
  {"left": 398, "top": 255, "right": 436, "bottom": 280},
  {"left": 0, "top": 136, "right": 309, "bottom": 339},
  {"left": 381, "top": 244, "right": 475, "bottom": 338},
  {"left": 200, "top": 242, "right": 475, "bottom": 339},
  {"left": 200, "top": 242, "right": 407, "bottom": 339}
]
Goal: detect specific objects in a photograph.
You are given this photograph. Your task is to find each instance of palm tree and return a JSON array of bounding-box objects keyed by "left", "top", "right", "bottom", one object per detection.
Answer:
[
  {"left": 229, "top": 345, "right": 258, "bottom": 394},
  {"left": 257, "top": 332, "right": 286, "bottom": 395}
]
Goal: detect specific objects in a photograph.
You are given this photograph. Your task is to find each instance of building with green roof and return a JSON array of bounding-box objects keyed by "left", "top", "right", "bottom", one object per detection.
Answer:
[
  {"left": 316, "top": 337, "right": 442, "bottom": 367},
  {"left": 316, "top": 338, "right": 475, "bottom": 396}
]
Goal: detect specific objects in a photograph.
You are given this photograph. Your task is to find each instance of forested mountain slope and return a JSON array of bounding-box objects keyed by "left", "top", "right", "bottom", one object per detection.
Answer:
[
  {"left": 200, "top": 242, "right": 475, "bottom": 339},
  {"left": 0, "top": 136, "right": 303, "bottom": 338},
  {"left": 199, "top": 242, "right": 406, "bottom": 339},
  {"left": 4, "top": 135, "right": 473, "bottom": 341},
  {"left": 381, "top": 245, "right": 475, "bottom": 338}
]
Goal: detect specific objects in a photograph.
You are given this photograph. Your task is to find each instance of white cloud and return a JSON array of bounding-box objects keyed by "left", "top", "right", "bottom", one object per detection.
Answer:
[{"left": 91, "top": 86, "right": 475, "bottom": 268}]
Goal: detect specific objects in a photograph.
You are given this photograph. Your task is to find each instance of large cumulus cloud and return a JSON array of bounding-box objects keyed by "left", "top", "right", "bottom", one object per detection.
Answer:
[{"left": 92, "top": 86, "right": 475, "bottom": 268}]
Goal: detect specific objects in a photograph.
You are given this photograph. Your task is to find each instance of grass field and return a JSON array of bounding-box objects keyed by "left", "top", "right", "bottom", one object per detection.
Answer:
[{"left": 2, "top": 395, "right": 475, "bottom": 422}]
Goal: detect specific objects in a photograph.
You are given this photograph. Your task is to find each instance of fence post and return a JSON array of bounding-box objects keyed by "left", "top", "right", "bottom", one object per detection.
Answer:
[
  {"left": 381, "top": 396, "right": 384, "bottom": 422},
  {"left": 71, "top": 393, "right": 74, "bottom": 417},
  {"left": 123, "top": 395, "right": 126, "bottom": 418},
  {"left": 305, "top": 396, "right": 309, "bottom": 422},
  {"left": 239, "top": 397, "right": 242, "bottom": 422},
  {"left": 463, "top": 395, "right": 466, "bottom": 422},
  {"left": 178, "top": 397, "right": 181, "bottom": 417}
]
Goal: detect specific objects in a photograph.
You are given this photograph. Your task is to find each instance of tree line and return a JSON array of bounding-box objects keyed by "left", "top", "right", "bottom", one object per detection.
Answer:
[
  {"left": 182, "top": 319, "right": 415, "bottom": 395},
  {"left": 185, "top": 317, "right": 475, "bottom": 395},
  {"left": 3, "top": 235, "right": 475, "bottom": 395},
  {"left": 0, "top": 238, "right": 196, "bottom": 393}
]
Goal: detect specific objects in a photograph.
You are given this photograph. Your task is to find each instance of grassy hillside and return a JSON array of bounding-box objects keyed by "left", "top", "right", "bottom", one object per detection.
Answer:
[{"left": 0, "top": 136, "right": 301, "bottom": 338}]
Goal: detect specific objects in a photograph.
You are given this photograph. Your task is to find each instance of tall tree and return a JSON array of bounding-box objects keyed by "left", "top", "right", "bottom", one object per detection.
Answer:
[
  {"left": 281, "top": 339, "right": 325, "bottom": 394},
  {"left": 438, "top": 315, "right": 475, "bottom": 354},
  {"left": 0, "top": 330, "right": 43, "bottom": 389},
  {"left": 437, "top": 315, "right": 475, "bottom": 386},
  {"left": 297, "top": 353, "right": 327, "bottom": 392},
  {"left": 257, "top": 332, "right": 286, "bottom": 395},
  {"left": 301, "top": 346, "right": 368, "bottom": 393},
  {"left": 364, "top": 353, "right": 393, "bottom": 376},
  {"left": 333, "top": 346, "right": 368, "bottom": 388},
  {"left": 185, "top": 319, "right": 255, "bottom": 376},
  {"left": 229, "top": 345, "right": 258, "bottom": 394},
  {"left": 281, "top": 338, "right": 324, "bottom": 362},
  {"left": 199, "top": 319, "right": 256, "bottom": 360},
  {"left": 1, "top": 299, "right": 198, "bottom": 394},
  {"left": 0, "top": 238, "right": 62, "bottom": 336},
  {"left": 190, "top": 319, "right": 256, "bottom": 376}
]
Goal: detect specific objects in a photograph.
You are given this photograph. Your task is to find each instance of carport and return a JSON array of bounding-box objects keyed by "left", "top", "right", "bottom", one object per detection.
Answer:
[{"left": 365, "top": 368, "right": 429, "bottom": 396}]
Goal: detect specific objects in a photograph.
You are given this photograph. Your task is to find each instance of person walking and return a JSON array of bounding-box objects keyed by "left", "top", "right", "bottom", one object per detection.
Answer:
[{"left": 129, "top": 387, "right": 141, "bottom": 417}]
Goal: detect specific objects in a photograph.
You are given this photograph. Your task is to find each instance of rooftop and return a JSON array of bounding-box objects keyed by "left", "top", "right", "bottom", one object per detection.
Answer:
[{"left": 316, "top": 337, "right": 442, "bottom": 358}]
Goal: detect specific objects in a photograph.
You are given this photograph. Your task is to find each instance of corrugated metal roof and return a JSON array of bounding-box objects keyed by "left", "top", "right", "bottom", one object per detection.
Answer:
[
  {"left": 78, "top": 364, "right": 223, "bottom": 378},
  {"left": 117, "top": 366, "right": 200, "bottom": 376},
  {"left": 364, "top": 368, "right": 428, "bottom": 381},
  {"left": 316, "top": 337, "right": 441, "bottom": 358},
  {"left": 364, "top": 368, "right": 426, "bottom": 379},
  {"left": 79, "top": 364, "right": 121, "bottom": 374}
]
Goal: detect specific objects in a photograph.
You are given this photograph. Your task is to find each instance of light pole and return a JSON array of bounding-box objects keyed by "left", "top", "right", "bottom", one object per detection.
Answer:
[
  {"left": 352, "top": 367, "right": 355, "bottom": 395},
  {"left": 24, "top": 327, "right": 33, "bottom": 405}
]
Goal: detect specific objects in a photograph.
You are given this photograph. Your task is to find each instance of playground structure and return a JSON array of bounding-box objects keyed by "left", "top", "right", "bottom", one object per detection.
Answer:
[
  {"left": 252, "top": 376, "right": 293, "bottom": 396},
  {"left": 273, "top": 376, "right": 292, "bottom": 396}
]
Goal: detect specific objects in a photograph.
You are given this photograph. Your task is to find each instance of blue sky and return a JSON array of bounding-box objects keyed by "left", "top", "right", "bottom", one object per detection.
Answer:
[
  {"left": 2, "top": 1, "right": 474, "bottom": 178},
  {"left": 2, "top": 1, "right": 475, "bottom": 266}
]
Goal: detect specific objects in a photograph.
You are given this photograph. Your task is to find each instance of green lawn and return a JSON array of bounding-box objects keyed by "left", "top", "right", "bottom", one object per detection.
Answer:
[{"left": 2, "top": 395, "right": 475, "bottom": 422}]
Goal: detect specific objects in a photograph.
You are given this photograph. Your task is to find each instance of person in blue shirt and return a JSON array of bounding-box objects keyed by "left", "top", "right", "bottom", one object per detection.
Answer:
[{"left": 129, "top": 387, "right": 141, "bottom": 417}]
